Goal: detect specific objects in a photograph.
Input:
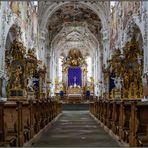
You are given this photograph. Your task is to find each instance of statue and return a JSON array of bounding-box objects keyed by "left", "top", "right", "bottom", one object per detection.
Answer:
[
  {"left": 28, "top": 48, "right": 36, "bottom": 58},
  {"left": 27, "top": 76, "right": 34, "bottom": 91},
  {"left": 2, "top": 78, "right": 6, "bottom": 98},
  {"left": 13, "top": 65, "right": 22, "bottom": 89},
  {"left": 71, "top": 59, "right": 78, "bottom": 66},
  {"left": 142, "top": 73, "right": 148, "bottom": 85},
  {"left": 66, "top": 49, "right": 84, "bottom": 66},
  {"left": 111, "top": 76, "right": 122, "bottom": 90},
  {"left": 27, "top": 76, "right": 39, "bottom": 92},
  {"left": 142, "top": 72, "right": 148, "bottom": 99}
]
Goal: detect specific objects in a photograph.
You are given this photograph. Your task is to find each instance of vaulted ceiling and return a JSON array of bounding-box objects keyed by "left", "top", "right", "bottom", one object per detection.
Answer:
[
  {"left": 47, "top": 3, "right": 102, "bottom": 44},
  {"left": 51, "top": 22, "right": 98, "bottom": 57},
  {"left": 38, "top": 1, "right": 109, "bottom": 58}
]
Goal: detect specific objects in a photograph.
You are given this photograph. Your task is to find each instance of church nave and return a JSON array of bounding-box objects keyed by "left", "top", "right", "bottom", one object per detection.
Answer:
[{"left": 0, "top": 0, "right": 148, "bottom": 147}]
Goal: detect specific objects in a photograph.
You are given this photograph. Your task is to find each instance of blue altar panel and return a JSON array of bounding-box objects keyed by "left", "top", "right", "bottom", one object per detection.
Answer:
[{"left": 68, "top": 67, "right": 82, "bottom": 87}]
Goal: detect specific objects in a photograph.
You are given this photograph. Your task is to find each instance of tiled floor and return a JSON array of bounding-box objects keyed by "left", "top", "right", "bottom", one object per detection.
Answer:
[{"left": 31, "top": 111, "right": 120, "bottom": 147}]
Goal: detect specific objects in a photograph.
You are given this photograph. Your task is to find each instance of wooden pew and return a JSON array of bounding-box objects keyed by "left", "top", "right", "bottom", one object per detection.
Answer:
[
  {"left": 52, "top": 101, "right": 57, "bottom": 119},
  {"left": 29, "top": 101, "right": 34, "bottom": 139},
  {"left": 103, "top": 101, "right": 107, "bottom": 125},
  {"left": 95, "top": 101, "right": 98, "bottom": 118},
  {"left": 118, "top": 101, "right": 131, "bottom": 143},
  {"left": 49, "top": 100, "right": 53, "bottom": 121},
  {"left": 22, "top": 101, "right": 34, "bottom": 143},
  {"left": 97, "top": 100, "right": 102, "bottom": 120},
  {"left": 33, "top": 101, "right": 40, "bottom": 134},
  {"left": 57, "top": 102, "right": 62, "bottom": 114},
  {"left": 53, "top": 101, "right": 57, "bottom": 118},
  {"left": 44, "top": 101, "right": 49, "bottom": 125},
  {"left": 99, "top": 101, "right": 104, "bottom": 122},
  {"left": 95, "top": 101, "right": 99, "bottom": 119},
  {"left": 39, "top": 101, "right": 46, "bottom": 129},
  {"left": 129, "top": 101, "right": 148, "bottom": 146},
  {"left": 47, "top": 100, "right": 52, "bottom": 122},
  {"left": 4, "top": 101, "right": 23, "bottom": 147},
  {"left": 106, "top": 101, "right": 113, "bottom": 129},
  {"left": 0, "top": 98, "right": 61, "bottom": 147},
  {"left": 22, "top": 102, "right": 30, "bottom": 142},
  {"left": 0, "top": 101, "right": 4, "bottom": 146},
  {"left": 111, "top": 101, "right": 120, "bottom": 135}
]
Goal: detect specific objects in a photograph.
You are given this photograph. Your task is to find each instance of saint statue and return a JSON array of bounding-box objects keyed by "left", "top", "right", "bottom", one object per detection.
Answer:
[
  {"left": 111, "top": 76, "right": 122, "bottom": 90},
  {"left": 27, "top": 76, "right": 34, "bottom": 91},
  {"left": 14, "top": 66, "right": 22, "bottom": 89}
]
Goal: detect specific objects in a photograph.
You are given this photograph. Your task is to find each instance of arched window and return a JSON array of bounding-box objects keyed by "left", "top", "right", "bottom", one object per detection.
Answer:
[
  {"left": 58, "top": 57, "right": 63, "bottom": 82},
  {"left": 86, "top": 56, "right": 92, "bottom": 81}
]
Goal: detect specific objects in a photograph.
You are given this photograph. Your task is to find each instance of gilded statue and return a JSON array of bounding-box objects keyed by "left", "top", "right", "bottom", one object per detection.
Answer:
[
  {"left": 27, "top": 48, "right": 36, "bottom": 58},
  {"left": 71, "top": 59, "right": 78, "bottom": 66},
  {"left": 13, "top": 65, "right": 22, "bottom": 89},
  {"left": 111, "top": 76, "right": 122, "bottom": 91},
  {"left": 109, "top": 40, "right": 143, "bottom": 100},
  {"left": 122, "top": 40, "right": 143, "bottom": 99},
  {"left": 10, "top": 39, "right": 26, "bottom": 60},
  {"left": 66, "top": 48, "right": 84, "bottom": 66}
]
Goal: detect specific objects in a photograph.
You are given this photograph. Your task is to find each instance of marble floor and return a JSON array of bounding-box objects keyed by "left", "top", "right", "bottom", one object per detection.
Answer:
[{"left": 30, "top": 111, "right": 120, "bottom": 147}]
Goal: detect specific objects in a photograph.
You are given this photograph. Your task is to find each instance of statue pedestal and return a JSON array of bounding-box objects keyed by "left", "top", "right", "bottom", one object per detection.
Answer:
[
  {"left": 115, "top": 89, "right": 121, "bottom": 100},
  {"left": 27, "top": 91, "right": 35, "bottom": 100}
]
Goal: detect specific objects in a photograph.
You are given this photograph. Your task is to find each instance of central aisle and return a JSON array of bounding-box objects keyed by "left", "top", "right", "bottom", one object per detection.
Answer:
[{"left": 31, "top": 111, "right": 120, "bottom": 147}]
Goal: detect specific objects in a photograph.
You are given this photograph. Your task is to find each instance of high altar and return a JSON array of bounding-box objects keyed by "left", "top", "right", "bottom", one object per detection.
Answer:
[{"left": 62, "top": 49, "right": 87, "bottom": 102}]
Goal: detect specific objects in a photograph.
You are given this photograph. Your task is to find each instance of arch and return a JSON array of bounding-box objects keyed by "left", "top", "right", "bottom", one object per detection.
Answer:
[
  {"left": 3, "top": 16, "right": 23, "bottom": 49},
  {"left": 50, "top": 23, "right": 99, "bottom": 58},
  {"left": 123, "top": 17, "right": 144, "bottom": 46},
  {"left": 5, "top": 24, "right": 22, "bottom": 50},
  {"left": 39, "top": 1, "right": 108, "bottom": 33},
  {"left": 121, "top": 18, "right": 144, "bottom": 99},
  {"left": 39, "top": 2, "right": 109, "bottom": 97}
]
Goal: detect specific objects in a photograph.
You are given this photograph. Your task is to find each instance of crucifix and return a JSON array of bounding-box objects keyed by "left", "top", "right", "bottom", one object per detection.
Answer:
[{"left": 73, "top": 76, "right": 77, "bottom": 83}]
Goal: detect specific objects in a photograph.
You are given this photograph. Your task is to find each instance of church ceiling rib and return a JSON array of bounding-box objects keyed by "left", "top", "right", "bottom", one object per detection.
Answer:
[
  {"left": 51, "top": 23, "right": 98, "bottom": 57},
  {"left": 47, "top": 3, "right": 102, "bottom": 44}
]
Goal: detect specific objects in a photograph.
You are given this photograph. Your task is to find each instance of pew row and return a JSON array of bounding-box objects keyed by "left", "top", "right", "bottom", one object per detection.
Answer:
[
  {"left": 0, "top": 99, "right": 62, "bottom": 147},
  {"left": 90, "top": 99, "right": 148, "bottom": 147}
]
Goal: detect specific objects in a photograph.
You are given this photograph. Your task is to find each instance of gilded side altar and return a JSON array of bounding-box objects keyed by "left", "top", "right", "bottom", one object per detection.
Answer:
[{"left": 108, "top": 39, "right": 143, "bottom": 100}]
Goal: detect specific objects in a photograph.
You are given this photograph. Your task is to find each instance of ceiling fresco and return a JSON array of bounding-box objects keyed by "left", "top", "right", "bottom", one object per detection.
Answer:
[
  {"left": 51, "top": 23, "right": 98, "bottom": 58},
  {"left": 48, "top": 3, "right": 102, "bottom": 44}
]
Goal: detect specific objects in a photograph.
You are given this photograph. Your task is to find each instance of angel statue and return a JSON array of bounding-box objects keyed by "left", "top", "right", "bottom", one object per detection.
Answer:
[
  {"left": 27, "top": 76, "right": 34, "bottom": 91},
  {"left": 111, "top": 76, "right": 123, "bottom": 91},
  {"left": 142, "top": 72, "right": 148, "bottom": 85}
]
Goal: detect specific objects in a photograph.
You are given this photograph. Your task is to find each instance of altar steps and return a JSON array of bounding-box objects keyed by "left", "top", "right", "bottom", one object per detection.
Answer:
[{"left": 62, "top": 103, "right": 89, "bottom": 111}]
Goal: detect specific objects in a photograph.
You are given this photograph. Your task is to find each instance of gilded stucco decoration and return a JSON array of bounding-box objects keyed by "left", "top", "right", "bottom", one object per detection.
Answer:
[
  {"left": 109, "top": 39, "right": 143, "bottom": 100},
  {"left": 121, "top": 40, "right": 143, "bottom": 99},
  {"left": 48, "top": 4, "right": 102, "bottom": 44},
  {"left": 5, "top": 39, "right": 26, "bottom": 98},
  {"left": 64, "top": 49, "right": 85, "bottom": 67}
]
